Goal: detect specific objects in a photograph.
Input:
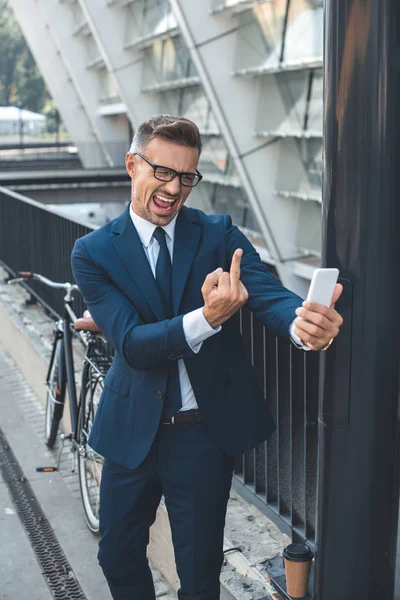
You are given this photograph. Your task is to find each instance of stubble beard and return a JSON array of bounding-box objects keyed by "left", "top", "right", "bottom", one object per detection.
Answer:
[{"left": 132, "top": 193, "right": 179, "bottom": 226}]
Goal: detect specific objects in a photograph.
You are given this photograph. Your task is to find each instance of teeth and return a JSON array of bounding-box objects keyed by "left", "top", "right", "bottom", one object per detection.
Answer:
[{"left": 155, "top": 195, "right": 176, "bottom": 204}]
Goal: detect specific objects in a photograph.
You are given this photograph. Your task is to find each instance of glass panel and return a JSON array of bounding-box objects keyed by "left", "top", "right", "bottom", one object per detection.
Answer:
[
  {"left": 142, "top": 0, "right": 176, "bottom": 35},
  {"left": 234, "top": 2, "right": 287, "bottom": 71},
  {"left": 70, "top": 1, "right": 85, "bottom": 29},
  {"left": 283, "top": 0, "right": 323, "bottom": 62},
  {"left": 163, "top": 36, "right": 193, "bottom": 81},
  {"left": 276, "top": 138, "right": 322, "bottom": 196},
  {"left": 98, "top": 68, "right": 121, "bottom": 104},
  {"left": 212, "top": 0, "right": 252, "bottom": 9},
  {"left": 157, "top": 89, "right": 219, "bottom": 135},
  {"left": 143, "top": 36, "right": 195, "bottom": 86},
  {"left": 124, "top": 0, "right": 177, "bottom": 46},
  {"left": 187, "top": 183, "right": 260, "bottom": 235},
  {"left": 300, "top": 138, "right": 322, "bottom": 190},
  {"left": 200, "top": 137, "right": 238, "bottom": 179},
  {"left": 85, "top": 34, "right": 102, "bottom": 65},
  {"left": 295, "top": 200, "right": 321, "bottom": 254},
  {"left": 180, "top": 88, "right": 219, "bottom": 133},
  {"left": 275, "top": 71, "right": 309, "bottom": 133},
  {"left": 256, "top": 68, "right": 322, "bottom": 136},
  {"left": 212, "top": 185, "right": 260, "bottom": 232},
  {"left": 156, "top": 89, "right": 181, "bottom": 116},
  {"left": 142, "top": 41, "right": 163, "bottom": 87}
]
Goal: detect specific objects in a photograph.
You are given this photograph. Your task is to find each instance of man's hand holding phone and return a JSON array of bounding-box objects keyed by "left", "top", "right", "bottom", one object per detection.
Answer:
[{"left": 294, "top": 268, "right": 344, "bottom": 351}]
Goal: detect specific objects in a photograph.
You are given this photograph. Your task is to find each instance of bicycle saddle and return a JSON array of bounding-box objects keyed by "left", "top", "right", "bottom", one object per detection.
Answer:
[{"left": 75, "top": 310, "right": 101, "bottom": 333}]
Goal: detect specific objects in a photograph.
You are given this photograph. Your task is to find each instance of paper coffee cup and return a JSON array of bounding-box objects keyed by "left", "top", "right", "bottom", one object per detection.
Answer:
[{"left": 283, "top": 543, "right": 314, "bottom": 599}]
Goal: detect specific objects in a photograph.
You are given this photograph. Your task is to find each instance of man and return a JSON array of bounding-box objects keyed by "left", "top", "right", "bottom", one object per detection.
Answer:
[{"left": 71, "top": 114, "right": 343, "bottom": 600}]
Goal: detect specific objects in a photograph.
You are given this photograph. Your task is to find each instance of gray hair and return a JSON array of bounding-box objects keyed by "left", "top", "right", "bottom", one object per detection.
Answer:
[{"left": 129, "top": 114, "right": 202, "bottom": 155}]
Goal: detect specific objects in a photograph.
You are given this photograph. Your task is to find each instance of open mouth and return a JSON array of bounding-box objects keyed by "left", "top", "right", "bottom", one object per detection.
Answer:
[{"left": 152, "top": 194, "right": 177, "bottom": 213}]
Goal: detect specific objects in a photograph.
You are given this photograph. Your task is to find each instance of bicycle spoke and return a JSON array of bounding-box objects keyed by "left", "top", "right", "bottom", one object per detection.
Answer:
[{"left": 78, "top": 342, "right": 111, "bottom": 534}]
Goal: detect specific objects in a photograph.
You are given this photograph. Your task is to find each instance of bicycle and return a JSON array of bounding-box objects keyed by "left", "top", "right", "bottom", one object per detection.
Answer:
[{"left": 8, "top": 271, "right": 113, "bottom": 533}]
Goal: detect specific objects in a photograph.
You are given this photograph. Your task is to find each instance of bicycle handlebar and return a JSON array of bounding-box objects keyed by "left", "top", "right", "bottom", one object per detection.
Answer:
[{"left": 8, "top": 271, "right": 79, "bottom": 292}]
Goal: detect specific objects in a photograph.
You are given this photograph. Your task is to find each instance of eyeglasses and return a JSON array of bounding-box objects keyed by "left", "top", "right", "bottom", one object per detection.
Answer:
[{"left": 134, "top": 152, "right": 203, "bottom": 188}]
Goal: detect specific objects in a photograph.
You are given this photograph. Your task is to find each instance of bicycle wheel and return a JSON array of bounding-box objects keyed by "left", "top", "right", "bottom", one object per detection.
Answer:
[
  {"left": 45, "top": 338, "right": 66, "bottom": 448},
  {"left": 77, "top": 361, "right": 104, "bottom": 534}
]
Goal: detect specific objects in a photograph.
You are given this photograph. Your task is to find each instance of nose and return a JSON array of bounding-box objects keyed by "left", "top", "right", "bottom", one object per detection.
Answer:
[{"left": 163, "top": 176, "right": 181, "bottom": 196}]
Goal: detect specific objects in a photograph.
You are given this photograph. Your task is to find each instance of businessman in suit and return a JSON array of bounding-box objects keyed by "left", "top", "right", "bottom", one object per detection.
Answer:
[{"left": 71, "top": 114, "right": 343, "bottom": 600}]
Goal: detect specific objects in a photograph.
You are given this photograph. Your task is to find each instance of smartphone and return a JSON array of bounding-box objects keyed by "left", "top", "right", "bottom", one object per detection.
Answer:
[{"left": 306, "top": 268, "right": 339, "bottom": 307}]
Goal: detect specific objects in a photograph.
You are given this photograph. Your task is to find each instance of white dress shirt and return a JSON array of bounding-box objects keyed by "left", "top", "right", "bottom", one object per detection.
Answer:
[
  {"left": 130, "top": 206, "right": 220, "bottom": 411},
  {"left": 129, "top": 206, "right": 308, "bottom": 411},
  {"left": 290, "top": 320, "right": 311, "bottom": 351}
]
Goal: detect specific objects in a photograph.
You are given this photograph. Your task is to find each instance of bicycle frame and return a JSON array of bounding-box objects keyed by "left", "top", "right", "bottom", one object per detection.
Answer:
[
  {"left": 9, "top": 271, "right": 110, "bottom": 449},
  {"left": 8, "top": 271, "right": 109, "bottom": 532},
  {"left": 64, "top": 300, "right": 80, "bottom": 441},
  {"left": 45, "top": 286, "right": 81, "bottom": 445}
]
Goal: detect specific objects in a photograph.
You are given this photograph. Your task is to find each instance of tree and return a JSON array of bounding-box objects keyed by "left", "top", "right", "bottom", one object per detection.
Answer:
[{"left": 0, "top": 0, "right": 50, "bottom": 112}]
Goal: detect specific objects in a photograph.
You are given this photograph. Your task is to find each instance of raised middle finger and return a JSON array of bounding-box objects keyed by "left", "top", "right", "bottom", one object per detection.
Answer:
[{"left": 230, "top": 249, "right": 243, "bottom": 293}]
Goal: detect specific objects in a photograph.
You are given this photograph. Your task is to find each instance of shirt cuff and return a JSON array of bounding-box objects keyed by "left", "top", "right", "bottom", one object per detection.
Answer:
[
  {"left": 182, "top": 307, "right": 221, "bottom": 354},
  {"left": 289, "top": 318, "right": 311, "bottom": 351}
]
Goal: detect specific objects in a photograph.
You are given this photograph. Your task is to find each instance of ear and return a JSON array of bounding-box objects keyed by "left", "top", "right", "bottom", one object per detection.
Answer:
[{"left": 125, "top": 153, "right": 136, "bottom": 179}]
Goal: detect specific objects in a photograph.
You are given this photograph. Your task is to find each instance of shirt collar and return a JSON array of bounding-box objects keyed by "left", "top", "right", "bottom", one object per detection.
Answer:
[{"left": 129, "top": 203, "right": 178, "bottom": 248}]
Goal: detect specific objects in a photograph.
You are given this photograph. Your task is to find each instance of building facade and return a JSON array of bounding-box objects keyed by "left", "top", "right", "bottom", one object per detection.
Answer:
[{"left": 9, "top": 0, "right": 323, "bottom": 296}]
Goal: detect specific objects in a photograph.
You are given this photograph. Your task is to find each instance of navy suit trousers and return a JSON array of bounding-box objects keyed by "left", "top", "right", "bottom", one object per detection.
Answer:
[{"left": 98, "top": 420, "right": 235, "bottom": 600}]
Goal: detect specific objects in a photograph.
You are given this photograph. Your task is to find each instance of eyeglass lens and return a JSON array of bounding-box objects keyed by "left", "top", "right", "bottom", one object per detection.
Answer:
[{"left": 154, "top": 166, "right": 200, "bottom": 187}]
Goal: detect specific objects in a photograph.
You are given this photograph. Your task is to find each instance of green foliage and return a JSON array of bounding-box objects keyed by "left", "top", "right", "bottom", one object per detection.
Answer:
[{"left": 0, "top": 0, "right": 50, "bottom": 112}]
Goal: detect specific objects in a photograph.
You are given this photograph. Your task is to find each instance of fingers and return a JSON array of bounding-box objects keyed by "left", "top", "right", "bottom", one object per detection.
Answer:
[
  {"left": 239, "top": 281, "right": 249, "bottom": 303},
  {"left": 330, "top": 283, "right": 343, "bottom": 307},
  {"left": 299, "top": 283, "right": 343, "bottom": 323},
  {"left": 217, "top": 271, "right": 231, "bottom": 295},
  {"left": 297, "top": 301, "right": 343, "bottom": 328},
  {"left": 203, "top": 251, "right": 247, "bottom": 304},
  {"left": 295, "top": 316, "right": 327, "bottom": 340},
  {"left": 294, "top": 307, "right": 341, "bottom": 348},
  {"left": 293, "top": 319, "right": 321, "bottom": 350},
  {"left": 202, "top": 267, "right": 223, "bottom": 296},
  {"left": 230, "top": 249, "right": 243, "bottom": 293}
]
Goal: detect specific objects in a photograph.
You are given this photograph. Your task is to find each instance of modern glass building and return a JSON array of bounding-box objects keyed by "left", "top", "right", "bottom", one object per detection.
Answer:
[{"left": 9, "top": 0, "right": 323, "bottom": 296}]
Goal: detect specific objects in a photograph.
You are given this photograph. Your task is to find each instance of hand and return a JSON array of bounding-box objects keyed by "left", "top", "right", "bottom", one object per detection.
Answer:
[
  {"left": 293, "top": 283, "right": 344, "bottom": 351},
  {"left": 202, "top": 249, "right": 249, "bottom": 328}
]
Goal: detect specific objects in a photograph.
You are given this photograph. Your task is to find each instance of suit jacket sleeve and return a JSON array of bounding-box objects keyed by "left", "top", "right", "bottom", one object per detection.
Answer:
[
  {"left": 224, "top": 215, "right": 303, "bottom": 337},
  {"left": 71, "top": 238, "right": 196, "bottom": 370}
]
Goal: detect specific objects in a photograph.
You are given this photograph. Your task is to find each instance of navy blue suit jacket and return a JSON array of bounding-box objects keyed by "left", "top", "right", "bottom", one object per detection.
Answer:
[{"left": 71, "top": 204, "right": 303, "bottom": 469}]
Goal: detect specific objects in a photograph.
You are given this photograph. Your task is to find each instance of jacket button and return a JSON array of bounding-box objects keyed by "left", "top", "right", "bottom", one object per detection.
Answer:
[
  {"left": 157, "top": 390, "right": 164, "bottom": 399},
  {"left": 169, "top": 353, "right": 175, "bottom": 360}
]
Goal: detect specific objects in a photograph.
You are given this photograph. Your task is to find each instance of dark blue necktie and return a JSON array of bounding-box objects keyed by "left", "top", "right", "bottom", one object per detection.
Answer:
[{"left": 153, "top": 227, "right": 182, "bottom": 419}]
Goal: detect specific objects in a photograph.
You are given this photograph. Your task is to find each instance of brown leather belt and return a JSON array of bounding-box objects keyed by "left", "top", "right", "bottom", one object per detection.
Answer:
[{"left": 161, "top": 410, "right": 203, "bottom": 425}]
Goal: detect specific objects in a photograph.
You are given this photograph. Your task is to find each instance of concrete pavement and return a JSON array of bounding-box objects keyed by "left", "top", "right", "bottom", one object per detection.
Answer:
[
  {"left": 0, "top": 343, "right": 176, "bottom": 600},
  {"left": 0, "top": 474, "right": 53, "bottom": 600}
]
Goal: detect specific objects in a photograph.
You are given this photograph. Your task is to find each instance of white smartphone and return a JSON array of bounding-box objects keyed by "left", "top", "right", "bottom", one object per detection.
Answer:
[{"left": 306, "top": 268, "right": 339, "bottom": 307}]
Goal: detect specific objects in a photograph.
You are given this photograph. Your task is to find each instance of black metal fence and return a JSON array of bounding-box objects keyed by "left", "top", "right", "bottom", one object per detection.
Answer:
[
  {"left": 237, "top": 307, "right": 320, "bottom": 544},
  {"left": 0, "top": 186, "right": 320, "bottom": 545},
  {"left": 0, "top": 187, "right": 92, "bottom": 318}
]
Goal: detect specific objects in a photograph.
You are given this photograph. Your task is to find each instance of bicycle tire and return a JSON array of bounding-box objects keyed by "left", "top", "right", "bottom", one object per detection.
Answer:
[
  {"left": 77, "top": 361, "right": 104, "bottom": 534},
  {"left": 45, "top": 338, "right": 66, "bottom": 448}
]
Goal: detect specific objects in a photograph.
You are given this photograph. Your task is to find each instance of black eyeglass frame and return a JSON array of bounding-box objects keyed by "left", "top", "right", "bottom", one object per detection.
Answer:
[{"left": 134, "top": 152, "right": 203, "bottom": 188}]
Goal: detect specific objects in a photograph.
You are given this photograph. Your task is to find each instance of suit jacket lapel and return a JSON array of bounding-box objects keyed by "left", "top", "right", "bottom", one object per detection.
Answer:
[
  {"left": 111, "top": 205, "right": 167, "bottom": 321},
  {"left": 172, "top": 207, "right": 202, "bottom": 316}
]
